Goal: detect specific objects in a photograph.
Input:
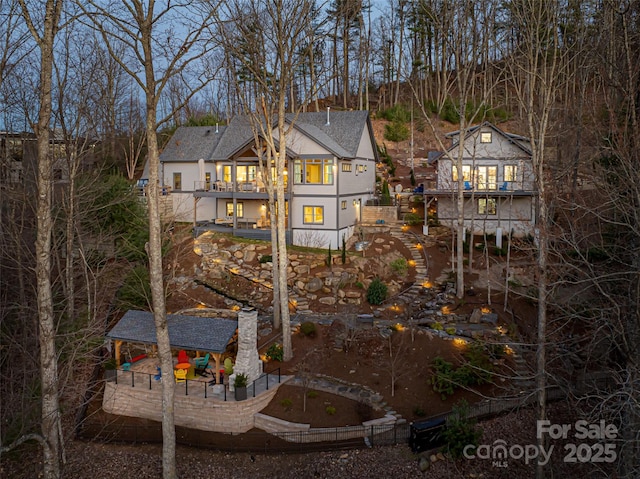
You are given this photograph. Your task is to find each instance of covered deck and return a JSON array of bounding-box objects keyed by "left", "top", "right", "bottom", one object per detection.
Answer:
[{"left": 106, "top": 310, "right": 238, "bottom": 384}]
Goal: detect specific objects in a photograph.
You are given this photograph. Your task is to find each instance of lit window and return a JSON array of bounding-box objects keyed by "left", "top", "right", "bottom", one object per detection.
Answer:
[
  {"left": 475, "top": 166, "right": 497, "bottom": 190},
  {"left": 341, "top": 200, "right": 347, "bottom": 210},
  {"left": 303, "top": 206, "right": 324, "bottom": 224},
  {"left": 504, "top": 165, "right": 518, "bottom": 182},
  {"left": 205, "top": 172, "right": 211, "bottom": 190},
  {"left": 222, "top": 165, "right": 232, "bottom": 182},
  {"left": 294, "top": 158, "right": 334, "bottom": 184},
  {"left": 342, "top": 163, "right": 352, "bottom": 172},
  {"left": 173, "top": 172, "right": 182, "bottom": 190},
  {"left": 480, "top": 132, "right": 492, "bottom": 143},
  {"left": 452, "top": 165, "right": 471, "bottom": 182},
  {"left": 478, "top": 198, "right": 496, "bottom": 215},
  {"left": 226, "top": 202, "right": 243, "bottom": 217},
  {"left": 236, "top": 165, "right": 257, "bottom": 182}
]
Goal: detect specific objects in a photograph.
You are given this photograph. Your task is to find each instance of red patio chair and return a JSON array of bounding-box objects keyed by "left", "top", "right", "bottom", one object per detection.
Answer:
[{"left": 177, "top": 350, "right": 189, "bottom": 364}]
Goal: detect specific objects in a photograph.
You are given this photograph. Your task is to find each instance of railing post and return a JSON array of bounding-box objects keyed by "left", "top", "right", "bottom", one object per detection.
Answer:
[
  {"left": 149, "top": 374, "right": 152, "bottom": 390},
  {"left": 204, "top": 382, "right": 207, "bottom": 399},
  {"left": 185, "top": 379, "right": 188, "bottom": 396},
  {"left": 131, "top": 371, "right": 134, "bottom": 387}
]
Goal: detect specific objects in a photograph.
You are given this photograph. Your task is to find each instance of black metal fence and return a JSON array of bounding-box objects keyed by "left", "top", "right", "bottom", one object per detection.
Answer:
[
  {"left": 76, "top": 418, "right": 411, "bottom": 453},
  {"left": 104, "top": 367, "right": 282, "bottom": 401}
]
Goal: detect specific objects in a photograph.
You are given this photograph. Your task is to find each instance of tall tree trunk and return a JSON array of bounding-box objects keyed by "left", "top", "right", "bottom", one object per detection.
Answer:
[
  {"left": 19, "top": 1, "right": 64, "bottom": 477},
  {"left": 140, "top": 10, "right": 176, "bottom": 478}
]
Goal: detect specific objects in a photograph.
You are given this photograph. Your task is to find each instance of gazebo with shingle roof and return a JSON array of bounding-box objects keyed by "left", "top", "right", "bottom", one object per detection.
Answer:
[{"left": 107, "top": 310, "right": 238, "bottom": 381}]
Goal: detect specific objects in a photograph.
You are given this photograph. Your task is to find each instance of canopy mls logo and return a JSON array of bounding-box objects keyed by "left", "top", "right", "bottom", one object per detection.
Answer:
[
  {"left": 463, "top": 419, "right": 618, "bottom": 468},
  {"left": 463, "top": 439, "right": 552, "bottom": 468}
]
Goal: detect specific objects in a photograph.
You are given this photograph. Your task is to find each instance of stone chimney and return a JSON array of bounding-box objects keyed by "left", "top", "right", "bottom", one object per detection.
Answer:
[{"left": 229, "top": 307, "right": 262, "bottom": 389}]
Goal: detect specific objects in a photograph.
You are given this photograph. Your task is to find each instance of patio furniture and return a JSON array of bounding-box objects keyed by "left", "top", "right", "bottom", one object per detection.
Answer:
[
  {"left": 194, "top": 353, "right": 210, "bottom": 374},
  {"left": 154, "top": 366, "right": 162, "bottom": 381},
  {"left": 122, "top": 362, "right": 131, "bottom": 371},
  {"left": 464, "top": 181, "right": 472, "bottom": 190},
  {"left": 499, "top": 181, "right": 508, "bottom": 191},
  {"left": 177, "top": 350, "right": 189, "bottom": 364},
  {"left": 174, "top": 368, "right": 187, "bottom": 383},
  {"left": 175, "top": 362, "right": 191, "bottom": 371}
]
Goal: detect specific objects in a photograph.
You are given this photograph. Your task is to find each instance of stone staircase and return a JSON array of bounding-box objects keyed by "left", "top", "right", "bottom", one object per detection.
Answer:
[{"left": 388, "top": 228, "right": 431, "bottom": 306}]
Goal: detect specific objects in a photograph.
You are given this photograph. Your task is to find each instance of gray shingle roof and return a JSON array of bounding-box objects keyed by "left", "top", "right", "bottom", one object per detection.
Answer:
[
  {"left": 209, "top": 116, "right": 257, "bottom": 160},
  {"left": 106, "top": 310, "right": 238, "bottom": 353},
  {"left": 160, "top": 126, "right": 227, "bottom": 162},
  {"left": 159, "top": 111, "right": 375, "bottom": 163}
]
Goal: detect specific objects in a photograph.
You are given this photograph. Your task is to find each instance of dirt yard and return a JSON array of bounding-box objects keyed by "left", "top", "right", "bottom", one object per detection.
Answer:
[
  {"left": 259, "top": 322, "right": 508, "bottom": 426},
  {"left": 163, "top": 227, "right": 519, "bottom": 428}
]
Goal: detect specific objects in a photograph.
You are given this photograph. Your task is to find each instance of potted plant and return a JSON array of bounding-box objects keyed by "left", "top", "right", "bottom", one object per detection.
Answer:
[{"left": 234, "top": 373, "right": 248, "bottom": 401}]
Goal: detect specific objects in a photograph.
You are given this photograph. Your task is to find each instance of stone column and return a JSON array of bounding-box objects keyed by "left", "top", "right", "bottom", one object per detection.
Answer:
[{"left": 229, "top": 307, "right": 262, "bottom": 390}]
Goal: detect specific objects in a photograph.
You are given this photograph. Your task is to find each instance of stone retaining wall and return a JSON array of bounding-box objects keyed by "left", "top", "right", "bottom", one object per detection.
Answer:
[{"left": 103, "top": 379, "right": 285, "bottom": 434}]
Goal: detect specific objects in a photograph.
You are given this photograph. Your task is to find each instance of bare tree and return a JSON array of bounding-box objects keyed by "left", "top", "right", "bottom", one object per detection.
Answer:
[
  {"left": 214, "top": 0, "right": 320, "bottom": 361},
  {"left": 386, "top": 328, "right": 409, "bottom": 397},
  {"left": 15, "top": 1, "right": 65, "bottom": 478},
  {"left": 502, "top": 2, "right": 565, "bottom": 477},
  {"left": 293, "top": 348, "right": 319, "bottom": 412},
  {"left": 78, "top": 2, "right": 215, "bottom": 477}
]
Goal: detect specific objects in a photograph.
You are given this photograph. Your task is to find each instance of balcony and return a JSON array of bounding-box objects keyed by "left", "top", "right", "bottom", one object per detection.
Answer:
[
  {"left": 194, "top": 180, "right": 288, "bottom": 194},
  {"left": 423, "top": 180, "right": 535, "bottom": 196}
]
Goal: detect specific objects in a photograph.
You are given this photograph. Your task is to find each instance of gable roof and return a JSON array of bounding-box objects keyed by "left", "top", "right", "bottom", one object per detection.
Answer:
[
  {"left": 288, "top": 110, "right": 372, "bottom": 159},
  {"left": 106, "top": 310, "right": 238, "bottom": 353},
  {"left": 444, "top": 121, "right": 532, "bottom": 156},
  {"left": 159, "top": 111, "right": 377, "bottom": 163}
]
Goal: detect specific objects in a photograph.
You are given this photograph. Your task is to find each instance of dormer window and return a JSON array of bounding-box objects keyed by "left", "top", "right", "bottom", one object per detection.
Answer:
[{"left": 480, "top": 132, "right": 492, "bottom": 143}]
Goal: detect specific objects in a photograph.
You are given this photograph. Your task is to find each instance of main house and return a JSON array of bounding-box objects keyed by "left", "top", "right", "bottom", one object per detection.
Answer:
[
  {"left": 426, "top": 121, "right": 536, "bottom": 237},
  {"left": 155, "top": 110, "right": 378, "bottom": 248}
]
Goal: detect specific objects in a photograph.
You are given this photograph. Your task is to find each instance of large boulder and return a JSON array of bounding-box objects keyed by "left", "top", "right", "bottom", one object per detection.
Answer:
[{"left": 305, "top": 277, "right": 324, "bottom": 292}]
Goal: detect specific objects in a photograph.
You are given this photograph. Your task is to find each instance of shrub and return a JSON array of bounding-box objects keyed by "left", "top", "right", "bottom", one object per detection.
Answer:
[
  {"left": 233, "top": 373, "right": 248, "bottom": 388},
  {"left": 265, "top": 343, "right": 283, "bottom": 362},
  {"left": 403, "top": 212, "right": 422, "bottom": 226},
  {"left": 341, "top": 235, "right": 347, "bottom": 264},
  {"left": 390, "top": 258, "right": 408, "bottom": 276},
  {"left": 486, "top": 343, "right": 506, "bottom": 360},
  {"left": 325, "top": 406, "right": 337, "bottom": 415},
  {"left": 300, "top": 321, "right": 317, "bottom": 337},
  {"left": 431, "top": 356, "right": 455, "bottom": 400},
  {"left": 384, "top": 120, "right": 409, "bottom": 142},
  {"left": 379, "top": 104, "right": 411, "bottom": 123},
  {"left": 355, "top": 281, "right": 364, "bottom": 289},
  {"left": 443, "top": 401, "right": 483, "bottom": 459},
  {"left": 432, "top": 322, "right": 443, "bottom": 331},
  {"left": 280, "top": 398, "right": 293, "bottom": 410},
  {"left": 413, "top": 405, "right": 427, "bottom": 417},
  {"left": 306, "top": 390, "right": 318, "bottom": 399},
  {"left": 259, "top": 254, "right": 272, "bottom": 263},
  {"left": 366, "top": 278, "right": 388, "bottom": 305},
  {"left": 445, "top": 327, "right": 457, "bottom": 335},
  {"left": 224, "top": 357, "right": 234, "bottom": 375}
]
